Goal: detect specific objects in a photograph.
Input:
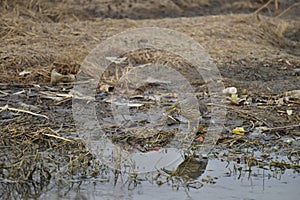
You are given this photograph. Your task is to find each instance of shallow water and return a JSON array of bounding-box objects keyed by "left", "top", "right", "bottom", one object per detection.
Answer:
[{"left": 39, "top": 158, "right": 300, "bottom": 200}]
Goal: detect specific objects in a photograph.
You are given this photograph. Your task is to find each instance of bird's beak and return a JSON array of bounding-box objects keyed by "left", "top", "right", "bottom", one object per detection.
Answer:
[{"left": 166, "top": 104, "right": 177, "bottom": 113}]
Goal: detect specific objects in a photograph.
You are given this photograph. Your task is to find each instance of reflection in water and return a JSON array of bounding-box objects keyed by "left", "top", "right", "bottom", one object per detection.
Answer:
[
  {"left": 0, "top": 181, "right": 49, "bottom": 199},
  {"left": 174, "top": 154, "right": 208, "bottom": 180},
  {"left": 1, "top": 157, "right": 300, "bottom": 200}
]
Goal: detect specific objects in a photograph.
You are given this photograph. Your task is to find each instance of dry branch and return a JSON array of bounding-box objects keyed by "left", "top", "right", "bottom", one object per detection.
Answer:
[{"left": 0, "top": 104, "right": 49, "bottom": 119}]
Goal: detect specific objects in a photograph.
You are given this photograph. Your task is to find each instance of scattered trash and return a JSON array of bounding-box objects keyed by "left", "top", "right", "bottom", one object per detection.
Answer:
[
  {"left": 286, "top": 109, "right": 293, "bottom": 115},
  {"left": 127, "top": 103, "right": 144, "bottom": 107},
  {"left": 223, "top": 87, "right": 237, "bottom": 95},
  {"left": 232, "top": 127, "right": 245, "bottom": 136},
  {"left": 50, "top": 69, "right": 75, "bottom": 85},
  {"left": 104, "top": 99, "right": 144, "bottom": 107},
  {"left": 19, "top": 70, "right": 31, "bottom": 76},
  {"left": 223, "top": 87, "right": 243, "bottom": 103},
  {"left": 1, "top": 1, "right": 300, "bottom": 195},
  {"left": 231, "top": 94, "right": 238, "bottom": 99}
]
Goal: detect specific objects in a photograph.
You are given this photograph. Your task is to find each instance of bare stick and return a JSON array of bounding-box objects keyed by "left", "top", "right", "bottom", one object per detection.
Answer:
[
  {"left": 264, "top": 124, "right": 300, "bottom": 131},
  {"left": 276, "top": 2, "right": 300, "bottom": 18},
  {"left": 254, "top": 0, "right": 274, "bottom": 15},
  {"left": 43, "top": 133, "right": 73, "bottom": 142},
  {"left": 0, "top": 104, "right": 49, "bottom": 119}
]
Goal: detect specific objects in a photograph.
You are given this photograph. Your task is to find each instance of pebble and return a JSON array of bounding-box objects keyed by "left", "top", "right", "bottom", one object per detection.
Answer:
[{"left": 293, "top": 68, "right": 300, "bottom": 76}]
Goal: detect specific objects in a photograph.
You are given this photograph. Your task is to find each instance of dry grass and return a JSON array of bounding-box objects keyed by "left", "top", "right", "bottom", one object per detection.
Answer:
[{"left": 0, "top": 0, "right": 299, "bottom": 84}]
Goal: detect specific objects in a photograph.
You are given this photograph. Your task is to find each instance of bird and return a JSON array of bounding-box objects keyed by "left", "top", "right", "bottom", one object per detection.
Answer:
[{"left": 167, "top": 96, "right": 208, "bottom": 130}]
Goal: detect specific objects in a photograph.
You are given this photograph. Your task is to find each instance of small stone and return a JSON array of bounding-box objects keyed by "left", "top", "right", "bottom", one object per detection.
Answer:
[{"left": 293, "top": 68, "right": 300, "bottom": 76}]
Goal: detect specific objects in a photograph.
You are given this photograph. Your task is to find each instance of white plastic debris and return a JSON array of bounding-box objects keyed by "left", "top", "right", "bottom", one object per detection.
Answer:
[
  {"left": 50, "top": 69, "right": 75, "bottom": 85},
  {"left": 19, "top": 70, "right": 31, "bottom": 76},
  {"left": 223, "top": 87, "right": 237, "bottom": 95},
  {"left": 286, "top": 110, "right": 293, "bottom": 115}
]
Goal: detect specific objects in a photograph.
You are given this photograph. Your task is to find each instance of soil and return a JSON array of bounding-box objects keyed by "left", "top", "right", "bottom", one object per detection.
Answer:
[{"left": 0, "top": 0, "right": 299, "bottom": 197}]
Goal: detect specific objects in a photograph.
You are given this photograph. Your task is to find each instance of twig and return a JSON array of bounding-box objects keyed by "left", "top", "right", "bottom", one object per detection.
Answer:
[
  {"left": 254, "top": 0, "right": 274, "bottom": 15},
  {"left": 43, "top": 128, "right": 73, "bottom": 142},
  {"left": 276, "top": 2, "right": 300, "bottom": 18},
  {"left": 0, "top": 90, "right": 9, "bottom": 95},
  {"left": 263, "top": 124, "right": 300, "bottom": 131},
  {"left": 0, "top": 104, "right": 49, "bottom": 119},
  {"left": 43, "top": 133, "right": 73, "bottom": 142},
  {"left": 286, "top": 100, "right": 300, "bottom": 105}
]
